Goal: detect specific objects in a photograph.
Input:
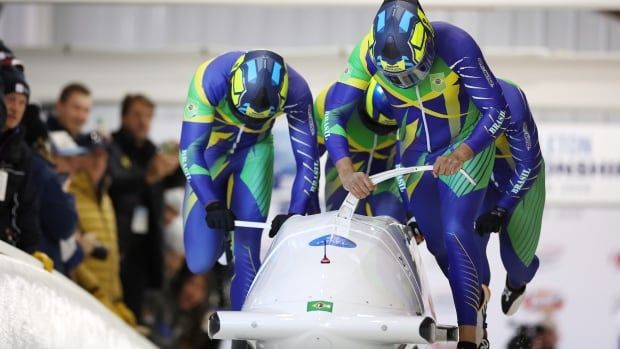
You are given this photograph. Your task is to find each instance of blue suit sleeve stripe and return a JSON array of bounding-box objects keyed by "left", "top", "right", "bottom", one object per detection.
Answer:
[
  {"left": 284, "top": 67, "right": 320, "bottom": 214},
  {"left": 180, "top": 120, "right": 218, "bottom": 206},
  {"left": 495, "top": 82, "right": 543, "bottom": 211}
]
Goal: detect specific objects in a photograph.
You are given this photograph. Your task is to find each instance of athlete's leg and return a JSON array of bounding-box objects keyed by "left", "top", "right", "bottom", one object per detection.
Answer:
[
  {"left": 478, "top": 184, "right": 501, "bottom": 286},
  {"left": 437, "top": 143, "right": 495, "bottom": 346},
  {"left": 183, "top": 175, "right": 228, "bottom": 273},
  {"left": 404, "top": 153, "right": 449, "bottom": 277},
  {"left": 323, "top": 158, "right": 350, "bottom": 211},
  {"left": 501, "top": 168, "right": 545, "bottom": 289},
  {"left": 228, "top": 139, "right": 274, "bottom": 310},
  {"left": 364, "top": 189, "right": 407, "bottom": 223}
]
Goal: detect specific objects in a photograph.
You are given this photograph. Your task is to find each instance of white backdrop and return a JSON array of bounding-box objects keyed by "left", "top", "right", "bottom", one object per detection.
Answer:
[
  {"left": 423, "top": 207, "right": 620, "bottom": 349},
  {"left": 539, "top": 123, "right": 620, "bottom": 205}
]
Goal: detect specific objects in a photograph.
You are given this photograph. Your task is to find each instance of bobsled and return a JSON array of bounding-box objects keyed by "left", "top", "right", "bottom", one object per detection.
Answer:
[{"left": 209, "top": 166, "right": 465, "bottom": 349}]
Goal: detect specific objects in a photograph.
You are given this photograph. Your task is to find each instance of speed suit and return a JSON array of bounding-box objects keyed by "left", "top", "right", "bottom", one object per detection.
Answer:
[
  {"left": 180, "top": 51, "right": 320, "bottom": 310},
  {"left": 324, "top": 22, "right": 510, "bottom": 326},
  {"left": 314, "top": 82, "right": 407, "bottom": 222}
]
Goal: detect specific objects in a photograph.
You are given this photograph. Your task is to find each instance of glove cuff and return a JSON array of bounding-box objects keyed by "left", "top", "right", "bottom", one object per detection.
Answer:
[
  {"left": 206, "top": 201, "right": 226, "bottom": 212},
  {"left": 494, "top": 206, "right": 508, "bottom": 216}
]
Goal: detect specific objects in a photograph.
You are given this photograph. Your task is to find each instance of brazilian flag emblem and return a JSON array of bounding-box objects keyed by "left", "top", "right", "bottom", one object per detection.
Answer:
[
  {"left": 307, "top": 300, "right": 333, "bottom": 313},
  {"left": 430, "top": 73, "right": 446, "bottom": 93}
]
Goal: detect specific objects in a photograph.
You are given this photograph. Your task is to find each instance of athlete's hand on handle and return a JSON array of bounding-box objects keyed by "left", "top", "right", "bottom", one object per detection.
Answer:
[
  {"left": 475, "top": 206, "right": 508, "bottom": 234},
  {"left": 336, "top": 157, "right": 375, "bottom": 199},
  {"left": 407, "top": 219, "right": 425, "bottom": 245},
  {"left": 268, "top": 214, "right": 294, "bottom": 238},
  {"left": 432, "top": 144, "right": 474, "bottom": 177},
  {"left": 205, "top": 201, "right": 236, "bottom": 231}
]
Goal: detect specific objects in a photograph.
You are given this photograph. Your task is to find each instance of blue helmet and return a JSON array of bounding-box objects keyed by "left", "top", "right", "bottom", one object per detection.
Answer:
[
  {"left": 371, "top": 0, "right": 436, "bottom": 88},
  {"left": 229, "top": 50, "right": 288, "bottom": 124}
]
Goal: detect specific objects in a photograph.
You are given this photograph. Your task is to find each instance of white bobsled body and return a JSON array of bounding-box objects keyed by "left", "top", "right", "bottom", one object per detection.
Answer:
[{"left": 209, "top": 167, "right": 458, "bottom": 348}]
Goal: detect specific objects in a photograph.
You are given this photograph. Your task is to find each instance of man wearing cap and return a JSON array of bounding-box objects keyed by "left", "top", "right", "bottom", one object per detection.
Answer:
[{"left": 0, "top": 65, "right": 45, "bottom": 260}]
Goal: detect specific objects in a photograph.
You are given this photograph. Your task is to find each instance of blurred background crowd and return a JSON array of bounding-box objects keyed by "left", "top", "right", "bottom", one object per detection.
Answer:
[
  {"left": 1, "top": 1, "right": 619, "bottom": 348},
  {"left": 0, "top": 41, "right": 228, "bottom": 349}
]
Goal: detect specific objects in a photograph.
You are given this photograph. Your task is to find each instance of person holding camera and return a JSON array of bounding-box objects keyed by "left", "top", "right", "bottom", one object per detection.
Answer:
[{"left": 69, "top": 130, "right": 136, "bottom": 326}]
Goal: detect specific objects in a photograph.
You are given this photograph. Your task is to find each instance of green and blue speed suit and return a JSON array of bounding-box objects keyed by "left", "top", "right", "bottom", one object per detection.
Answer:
[
  {"left": 479, "top": 80, "right": 545, "bottom": 290},
  {"left": 313, "top": 82, "right": 407, "bottom": 222},
  {"left": 180, "top": 52, "right": 320, "bottom": 310},
  {"left": 324, "top": 23, "right": 510, "bottom": 326}
]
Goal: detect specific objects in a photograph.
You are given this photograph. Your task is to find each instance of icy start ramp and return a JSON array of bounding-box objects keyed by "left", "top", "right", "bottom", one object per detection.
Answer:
[{"left": 0, "top": 241, "right": 155, "bottom": 349}]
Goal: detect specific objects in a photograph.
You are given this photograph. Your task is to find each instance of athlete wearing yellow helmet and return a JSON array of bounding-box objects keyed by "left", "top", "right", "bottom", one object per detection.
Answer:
[
  {"left": 179, "top": 51, "right": 320, "bottom": 315},
  {"left": 323, "top": 1, "right": 511, "bottom": 348}
]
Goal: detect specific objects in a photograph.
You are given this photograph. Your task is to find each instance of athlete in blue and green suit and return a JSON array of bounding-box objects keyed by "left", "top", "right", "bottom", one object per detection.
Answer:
[
  {"left": 476, "top": 79, "right": 545, "bottom": 317},
  {"left": 323, "top": 1, "right": 509, "bottom": 347},
  {"left": 179, "top": 50, "right": 320, "bottom": 311},
  {"left": 313, "top": 82, "right": 408, "bottom": 222}
]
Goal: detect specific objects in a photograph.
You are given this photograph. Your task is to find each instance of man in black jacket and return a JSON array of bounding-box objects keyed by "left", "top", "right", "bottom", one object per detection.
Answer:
[
  {"left": 23, "top": 108, "right": 82, "bottom": 275},
  {"left": 0, "top": 65, "right": 41, "bottom": 255},
  {"left": 108, "top": 94, "right": 179, "bottom": 322}
]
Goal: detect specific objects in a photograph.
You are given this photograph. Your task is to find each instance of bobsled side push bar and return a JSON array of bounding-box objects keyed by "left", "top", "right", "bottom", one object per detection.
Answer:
[{"left": 234, "top": 165, "right": 477, "bottom": 229}]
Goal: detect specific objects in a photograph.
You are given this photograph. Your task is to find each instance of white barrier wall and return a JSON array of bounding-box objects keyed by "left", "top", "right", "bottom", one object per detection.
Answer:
[{"left": 0, "top": 242, "right": 156, "bottom": 349}]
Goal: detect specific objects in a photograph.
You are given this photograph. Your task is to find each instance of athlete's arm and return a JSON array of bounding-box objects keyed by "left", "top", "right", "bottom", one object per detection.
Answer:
[
  {"left": 452, "top": 29, "right": 509, "bottom": 154},
  {"left": 496, "top": 83, "right": 543, "bottom": 211},
  {"left": 283, "top": 68, "right": 320, "bottom": 215},
  {"left": 313, "top": 83, "right": 333, "bottom": 158},
  {"left": 433, "top": 23, "right": 510, "bottom": 176},
  {"left": 324, "top": 35, "right": 376, "bottom": 198},
  {"left": 179, "top": 61, "right": 219, "bottom": 206}
]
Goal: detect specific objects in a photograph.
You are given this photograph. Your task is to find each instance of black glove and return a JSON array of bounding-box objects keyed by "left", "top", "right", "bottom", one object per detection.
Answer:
[
  {"left": 475, "top": 206, "right": 508, "bottom": 235},
  {"left": 269, "top": 214, "right": 294, "bottom": 238},
  {"left": 408, "top": 220, "right": 425, "bottom": 245},
  {"left": 205, "top": 201, "right": 236, "bottom": 231}
]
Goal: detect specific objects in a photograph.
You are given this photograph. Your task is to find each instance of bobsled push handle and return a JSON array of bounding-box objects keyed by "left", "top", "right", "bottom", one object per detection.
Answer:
[{"left": 336, "top": 166, "right": 477, "bottom": 221}]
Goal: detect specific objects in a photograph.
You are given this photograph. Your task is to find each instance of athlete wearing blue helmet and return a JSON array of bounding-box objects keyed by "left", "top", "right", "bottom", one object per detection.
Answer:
[
  {"left": 179, "top": 50, "right": 319, "bottom": 323},
  {"left": 323, "top": 1, "right": 511, "bottom": 348},
  {"left": 229, "top": 50, "right": 288, "bottom": 124},
  {"left": 371, "top": 0, "right": 435, "bottom": 88}
]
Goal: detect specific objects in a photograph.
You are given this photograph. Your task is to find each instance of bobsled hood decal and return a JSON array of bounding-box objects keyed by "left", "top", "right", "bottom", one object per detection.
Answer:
[{"left": 309, "top": 234, "right": 357, "bottom": 248}]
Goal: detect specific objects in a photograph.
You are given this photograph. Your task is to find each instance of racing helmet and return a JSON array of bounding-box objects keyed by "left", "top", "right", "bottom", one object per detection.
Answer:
[
  {"left": 229, "top": 50, "right": 289, "bottom": 124},
  {"left": 371, "top": 0, "right": 436, "bottom": 88}
]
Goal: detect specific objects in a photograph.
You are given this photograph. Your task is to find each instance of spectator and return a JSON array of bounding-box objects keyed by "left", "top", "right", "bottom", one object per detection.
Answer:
[
  {"left": 48, "top": 83, "right": 91, "bottom": 138},
  {"left": 163, "top": 187, "right": 185, "bottom": 279},
  {"left": 146, "top": 265, "right": 220, "bottom": 349},
  {"left": 22, "top": 107, "right": 81, "bottom": 275},
  {"left": 70, "top": 130, "right": 136, "bottom": 325},
  {"left": 107, "top": 93, "right": 178, "bottom": 322},
  {"left": 0, "top": 40, "right": 24, "bottom": 73},
  {"left": 0, "top": 66, "right": 41, "bottom": 256}
]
